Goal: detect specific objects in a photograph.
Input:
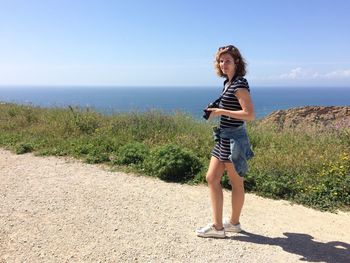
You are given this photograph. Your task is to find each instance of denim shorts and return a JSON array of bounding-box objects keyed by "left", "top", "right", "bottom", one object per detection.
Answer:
[{"left": 213, "top": 125, "right": 254, "bottom": 177}]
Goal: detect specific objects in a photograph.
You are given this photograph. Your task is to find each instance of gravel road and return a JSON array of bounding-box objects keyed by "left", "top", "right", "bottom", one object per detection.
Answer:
[{"left": 1, "top": 149, "right": 349, "bottom": 263}]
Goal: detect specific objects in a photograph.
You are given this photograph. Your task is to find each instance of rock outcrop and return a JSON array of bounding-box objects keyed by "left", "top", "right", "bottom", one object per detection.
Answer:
[{"left": 259, "top": 106, "right": 350, "bottom": 130}]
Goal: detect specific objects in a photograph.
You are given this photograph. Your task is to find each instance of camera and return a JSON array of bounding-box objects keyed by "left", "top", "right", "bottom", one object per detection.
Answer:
[{"left": 203, "top": 101, "right": 220, "bottom": 120}]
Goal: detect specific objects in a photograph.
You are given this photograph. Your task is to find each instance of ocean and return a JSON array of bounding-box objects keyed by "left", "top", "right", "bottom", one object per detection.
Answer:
[{"left": 0, "top": 86, "right": 349, "bottom": 119}]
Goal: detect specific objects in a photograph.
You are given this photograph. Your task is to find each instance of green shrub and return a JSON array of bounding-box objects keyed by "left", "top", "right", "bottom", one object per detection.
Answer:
[
  {"left": 85, "top": 149, "right": 110, "bottom": 164},
  {"left": 8, "top": 107, "right": 19, "bottom": 117},
  {"left": 15, "top": 143, "right": 34, "bottom": 154},
  {"left": 0, "top": 133, "right": 23, "bottom": 147},
  {"left": 295, "top": 153, "right": 350, "bottom": 211},
  {"left": 114, "top": 142, "right": 149, "bottom": 165},
  {"left": 66, "top": 136, "right": 117, "bottom": 161},
  {"left": 247, "top": 171, "right": 297, "bottom": 199},
  {"left": 68, "top": 106, "right": 100, "bottom": 135},
  {"left": 144, "top": 143, "right": 203, "bottom": 182},
  {"left": 74, "top": 143, "right": 95, "bottom": 155},
  {"left": 221, "top": 172, "right": 231, "bottom": 189},
  {"left": 36, "top": 147, "right": 68, "bottom": 156}
]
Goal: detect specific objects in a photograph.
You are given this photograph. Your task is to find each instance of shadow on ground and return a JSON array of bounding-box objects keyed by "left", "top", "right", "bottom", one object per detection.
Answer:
[{"left": 231, "top": 231, "right": 350, "bottom": 263}]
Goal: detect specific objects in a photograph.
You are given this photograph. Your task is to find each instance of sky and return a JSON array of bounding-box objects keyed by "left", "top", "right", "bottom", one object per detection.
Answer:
[{"left": 1, "top": 0, "right": 350, "bottom": 87}]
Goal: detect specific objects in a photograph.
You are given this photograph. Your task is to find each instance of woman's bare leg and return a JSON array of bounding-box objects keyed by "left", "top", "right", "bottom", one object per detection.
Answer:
[
  {"left": 224, "top": 162, "right": 245, "bottom": 225},
  {"left": 206, "top": 156, "right": 225, "bottom": 229}
]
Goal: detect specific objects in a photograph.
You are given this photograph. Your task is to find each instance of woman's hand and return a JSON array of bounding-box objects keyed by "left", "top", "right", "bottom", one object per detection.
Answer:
[{"left": 206, "top": 108, "right": 224, "bottom": 118}]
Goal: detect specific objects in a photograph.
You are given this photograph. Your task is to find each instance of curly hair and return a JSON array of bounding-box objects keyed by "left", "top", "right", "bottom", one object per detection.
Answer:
[{"left": 214, "top": 45, "right": 247, "bottom": 78}]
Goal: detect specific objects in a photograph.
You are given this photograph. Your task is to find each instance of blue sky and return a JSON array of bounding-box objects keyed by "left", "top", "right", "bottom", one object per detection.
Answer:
[{"left": 1, "top": 0, "right": 350, "bottom": 87}]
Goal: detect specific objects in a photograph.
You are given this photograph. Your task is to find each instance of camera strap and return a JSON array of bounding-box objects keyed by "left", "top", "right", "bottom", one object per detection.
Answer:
[{"left": 214, "top": 81, "right": 231, "bottom": 105}]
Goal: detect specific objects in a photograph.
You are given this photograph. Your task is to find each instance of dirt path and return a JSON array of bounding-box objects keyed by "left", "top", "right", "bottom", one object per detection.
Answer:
[{"left": 1, "top": 149, "right": 349, "bottom": 263}]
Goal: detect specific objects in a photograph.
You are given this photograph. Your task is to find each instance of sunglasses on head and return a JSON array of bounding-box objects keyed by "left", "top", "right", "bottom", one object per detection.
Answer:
[{"left": 218, "top": 45, "right": 236, "bottom": 51}]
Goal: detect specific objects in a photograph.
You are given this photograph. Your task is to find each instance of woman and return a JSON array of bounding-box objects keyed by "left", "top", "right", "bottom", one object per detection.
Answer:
[{"left": 196, "top": 45, "right": 255, "bottom": 238}]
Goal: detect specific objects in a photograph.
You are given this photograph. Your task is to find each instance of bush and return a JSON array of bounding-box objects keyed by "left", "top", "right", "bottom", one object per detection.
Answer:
[
  {"left": 295, "top": 153, "right": 350, "bottom": 211},
  {"left": 37, "top": 146, "right": 68, "bottom": 156},
  {"left": 15, "top": 143, "right": 34, "bottom": 154},
  {"left": 114, "top": 142, "right": 149, "bottom": 165},
  {"left": 144, "top": 143, "right": 203, "bottom": 182},
  {"left": 85, "top": 148, "right": 110, "bottom": 164},
  {"left": 248, "top": 171, "right": 297, "bottom": 199},
  {"left": 68, "top": 106, "right": 100, "bottom": 135},
  {"left": 74, "top": 143, "right": 95, "bottom": 155}
]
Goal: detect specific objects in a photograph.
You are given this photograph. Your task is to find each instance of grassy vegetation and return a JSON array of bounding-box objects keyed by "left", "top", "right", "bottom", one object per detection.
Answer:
[{"left": 1, "top": 102, "right": 349, "bottom": 212}]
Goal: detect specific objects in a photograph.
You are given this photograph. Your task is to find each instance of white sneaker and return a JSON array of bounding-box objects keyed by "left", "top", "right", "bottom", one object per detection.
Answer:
[
  {"left": 223, "top": 218, "right": 242, "bottom": 233},
  {"left": 196, "top": 224, "right": 226, "bottom": 238}
]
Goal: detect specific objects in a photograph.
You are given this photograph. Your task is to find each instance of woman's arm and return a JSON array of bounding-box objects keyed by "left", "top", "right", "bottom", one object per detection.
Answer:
[{"left": 207, "top": 88, "right": 255, "bottom": 121}]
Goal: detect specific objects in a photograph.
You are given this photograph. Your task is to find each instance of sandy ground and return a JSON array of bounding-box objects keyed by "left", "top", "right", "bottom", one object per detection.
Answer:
[{"left": 0, "top": 149, "right": 349, "bottom": 263}]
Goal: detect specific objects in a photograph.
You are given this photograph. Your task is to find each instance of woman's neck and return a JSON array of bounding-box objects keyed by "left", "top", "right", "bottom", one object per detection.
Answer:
[
  {"left": 227, "top": 74, "right": 235, "bottom": 83},
  {"left": 227, "top": 71, "right": 236, "bottom": 82}
]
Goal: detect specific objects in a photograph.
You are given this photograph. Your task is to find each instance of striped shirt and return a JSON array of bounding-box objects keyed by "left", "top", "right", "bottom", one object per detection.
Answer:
[{"left": 219, "top": 76, "right": 250, "bottom": 128}]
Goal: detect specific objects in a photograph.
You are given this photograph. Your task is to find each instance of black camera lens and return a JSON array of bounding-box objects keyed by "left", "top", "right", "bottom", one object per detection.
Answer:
[
  {"left": 203, "top": 100, "right": 220, "bottom": 120},
  {"left": 203, "top": 109, "right": 211, "bottom": 120}
]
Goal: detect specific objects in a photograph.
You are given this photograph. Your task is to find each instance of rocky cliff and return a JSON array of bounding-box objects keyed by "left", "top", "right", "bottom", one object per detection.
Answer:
[{"left": 259, "top": 106, "right": 350, "bottom": 130}]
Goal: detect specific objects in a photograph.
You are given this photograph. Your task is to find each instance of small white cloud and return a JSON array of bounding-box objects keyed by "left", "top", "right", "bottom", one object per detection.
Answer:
[
  {"left": 312, "top": 72, "right": 321, "bottom": 78},
  {"left": 278, "top": 67, "right": 304, "bottom": 79},
  {"left": 274, "top": 67, "right": 350, "bottom": 80},
  {"left": 324, "top": 69, "right": 350, "bottom": 79}
]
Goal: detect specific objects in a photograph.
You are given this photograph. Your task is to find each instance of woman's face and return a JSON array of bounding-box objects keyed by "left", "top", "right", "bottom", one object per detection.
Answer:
[{"left": 219, "top": 53, "right": 236, "bottom": 78}]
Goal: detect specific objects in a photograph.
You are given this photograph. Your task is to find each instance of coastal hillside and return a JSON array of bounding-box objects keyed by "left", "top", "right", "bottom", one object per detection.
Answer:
[
  {"left": 259, "top": 106, "right": 350, "bottom": 129},
  {"left": 0, "top": 103, "right": 349, "bottom": 212}
]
